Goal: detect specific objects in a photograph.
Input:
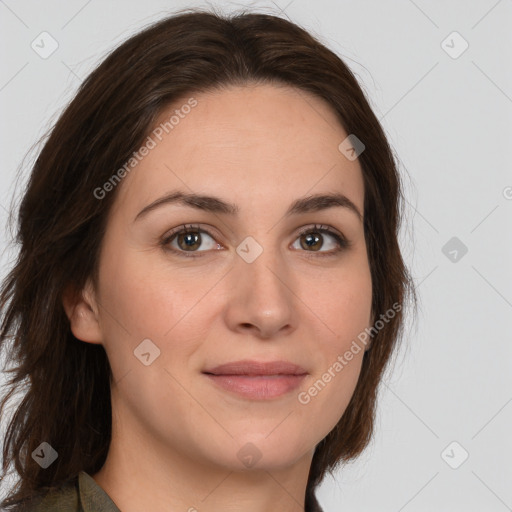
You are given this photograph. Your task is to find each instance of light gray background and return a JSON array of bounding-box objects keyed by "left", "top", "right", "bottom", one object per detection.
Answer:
[{"left": 1, "top": 1, "right": 511, "bottom": 511}]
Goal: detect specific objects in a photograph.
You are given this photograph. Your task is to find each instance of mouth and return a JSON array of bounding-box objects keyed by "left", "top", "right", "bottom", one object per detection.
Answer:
[
  {"left": 203, "top": 359, "right": 308, "bottom": 376},
  {"left": 202, "top": 360, "right": 308, "bottom": 400}
]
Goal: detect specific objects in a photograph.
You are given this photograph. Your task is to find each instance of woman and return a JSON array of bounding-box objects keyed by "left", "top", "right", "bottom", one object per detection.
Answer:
[{"left": 0, "top": 7, "right": 416, "bottom": 512}]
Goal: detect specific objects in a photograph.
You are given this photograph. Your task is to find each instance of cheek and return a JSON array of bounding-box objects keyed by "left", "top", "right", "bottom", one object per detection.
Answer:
[
  {"left": 296, "top": 294, "right": 369, "bottom": 446},
  {"left": 296, "top": 256, "right": 371, "bottom": 426},
  {"left": 97, "top": 247, "right": 197, "bottom": 334},
  {"left": 312, "top": 255, "right": 373, "bottom": 345},
  {"left": 96, "top": 248, "right": 222, "bottom": 377},
  {"left": 96, "top": 257, "right": 169, "bottom": 340},
  {"left": 298, "top": 354, "right": 364, "bottom": 450}
]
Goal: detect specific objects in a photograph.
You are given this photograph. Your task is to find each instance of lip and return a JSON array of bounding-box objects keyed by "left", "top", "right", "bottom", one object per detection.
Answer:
[
  {"left": 203, "top": 360, "right": 308, "bottom": 376},
  {"left": 202, "top": 360, "right": 308, "bottom": 400}
]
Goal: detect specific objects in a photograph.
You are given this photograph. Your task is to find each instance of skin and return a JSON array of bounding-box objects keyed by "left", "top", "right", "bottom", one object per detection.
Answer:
[{"left": 63, "top": 83, "right": 373, "bottom": 512}]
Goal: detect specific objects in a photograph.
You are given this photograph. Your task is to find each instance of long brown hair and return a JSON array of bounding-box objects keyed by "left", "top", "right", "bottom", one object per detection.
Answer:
[{"left": 0, "top": 7, "right": 417, "bottom": 511}]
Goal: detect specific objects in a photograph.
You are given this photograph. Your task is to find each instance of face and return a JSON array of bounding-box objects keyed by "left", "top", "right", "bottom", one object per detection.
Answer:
[{"left": 72, "top": 83, "right": 373, "bottom": 473}]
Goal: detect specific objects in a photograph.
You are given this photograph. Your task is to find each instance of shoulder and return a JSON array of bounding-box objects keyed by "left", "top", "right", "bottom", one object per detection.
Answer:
[
  {"left": 17, "top": 477, "right": 80, "bottom": 512},
  {"left": 9, "top": 471, "right": 119, "bottom": 512}
]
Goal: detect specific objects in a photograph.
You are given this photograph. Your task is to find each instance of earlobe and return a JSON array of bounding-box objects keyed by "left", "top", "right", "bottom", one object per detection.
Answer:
[{"left": 62, "top": 280, "right": 103, "bottom": 345}]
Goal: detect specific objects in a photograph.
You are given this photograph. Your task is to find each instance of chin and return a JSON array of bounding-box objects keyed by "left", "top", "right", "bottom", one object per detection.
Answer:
[{"left": 207, "top": 431, "right": 314, "bottom": 472}]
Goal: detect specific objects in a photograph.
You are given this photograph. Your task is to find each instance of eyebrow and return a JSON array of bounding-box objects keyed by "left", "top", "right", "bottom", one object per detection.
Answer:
[{"left": 133, "top": 190, "right": 363, "bottom": 223}]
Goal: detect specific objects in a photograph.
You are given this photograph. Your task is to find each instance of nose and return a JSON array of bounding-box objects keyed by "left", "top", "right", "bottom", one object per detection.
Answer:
[{"left": 223, "top": 247, "right": 297, "bottom": 339}]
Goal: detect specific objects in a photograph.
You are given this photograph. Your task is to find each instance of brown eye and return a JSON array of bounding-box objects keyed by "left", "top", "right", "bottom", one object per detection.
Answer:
[
  {"left": 176, "top": 231, "right": 202, "bottom": 251},
  {"left": 300, "top": 232, "right": 322, "bottom": 251},
  {"left": 162, "top": 225, "right": 221, "bottom": 256},
  {"left": 292, "top": 225, "right": 349, "bottom": 255}
]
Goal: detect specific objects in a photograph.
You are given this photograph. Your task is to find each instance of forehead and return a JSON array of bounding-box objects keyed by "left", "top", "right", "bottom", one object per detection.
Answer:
[{"left": 114, "top": 83, "right": 365, "bottom": 218}]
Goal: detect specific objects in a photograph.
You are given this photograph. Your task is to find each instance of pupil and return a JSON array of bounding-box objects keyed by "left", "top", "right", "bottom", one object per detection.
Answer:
[
  {"left": 303, "top": 233, "right": 321, "bottom": 251},
  {"left": 179, "top": 232, "right": 200, "bottom": 250},
  {"left": 177, "top": 232, "right": 324, "bottom": 252}
]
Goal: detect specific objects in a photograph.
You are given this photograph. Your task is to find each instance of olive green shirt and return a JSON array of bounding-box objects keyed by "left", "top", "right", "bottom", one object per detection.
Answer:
[{"left": 23, "top": 471, "right": 120, "bottom": 511}]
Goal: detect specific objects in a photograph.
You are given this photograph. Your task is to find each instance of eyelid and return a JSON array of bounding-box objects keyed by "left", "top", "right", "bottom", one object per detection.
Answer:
[
  {"left": 161, "top": 223, "right": 222, "bottom": 256},
  {"left": 161, "top": 223, "right": 350, "bottom": 257},
  {"left": 162, "top": 223, "right": 218, "bottom": 241},
  {"left": 292, "top": 224, "right": 350, "bottom": 255},
  {"left": 295, "top": 224, "right": 345, "bottom": 242}
]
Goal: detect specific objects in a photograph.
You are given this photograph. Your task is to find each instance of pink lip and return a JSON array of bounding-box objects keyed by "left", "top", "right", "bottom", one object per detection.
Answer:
[
  {"left": 202, "top": 360, "right": 308, "bottom": 400},
  {"left": 203, "top": 360, "right": 308, "bottom": 376},
  {"left": 204, "top": 374, "right": 307, "bottom": 400}
]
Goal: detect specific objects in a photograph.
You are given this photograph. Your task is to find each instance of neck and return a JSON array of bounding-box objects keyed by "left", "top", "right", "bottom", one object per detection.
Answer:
[{"left": 92, "top": 398, "right": 315, "bottom": 512}]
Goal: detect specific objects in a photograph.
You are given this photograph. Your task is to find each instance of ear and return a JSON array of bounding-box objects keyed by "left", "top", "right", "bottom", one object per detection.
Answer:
[{"left": 62, "top": 279, "right": 103, "bottom": 345}]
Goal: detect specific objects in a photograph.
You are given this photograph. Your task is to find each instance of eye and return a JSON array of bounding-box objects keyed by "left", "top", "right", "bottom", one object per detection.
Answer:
[
  {"left": 161, "top": 223, "right": 350, "bottom": 259},
  {"left": 291, "top": 224, "right": 349, "bottom": 255},
  {"left": 161, "top": 224, "right": 222, "bottom": 257}
]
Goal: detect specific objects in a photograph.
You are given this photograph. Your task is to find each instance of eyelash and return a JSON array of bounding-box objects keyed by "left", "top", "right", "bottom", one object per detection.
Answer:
[{"left": 160, "top": 223, "right": 351, "bottom": 259}]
